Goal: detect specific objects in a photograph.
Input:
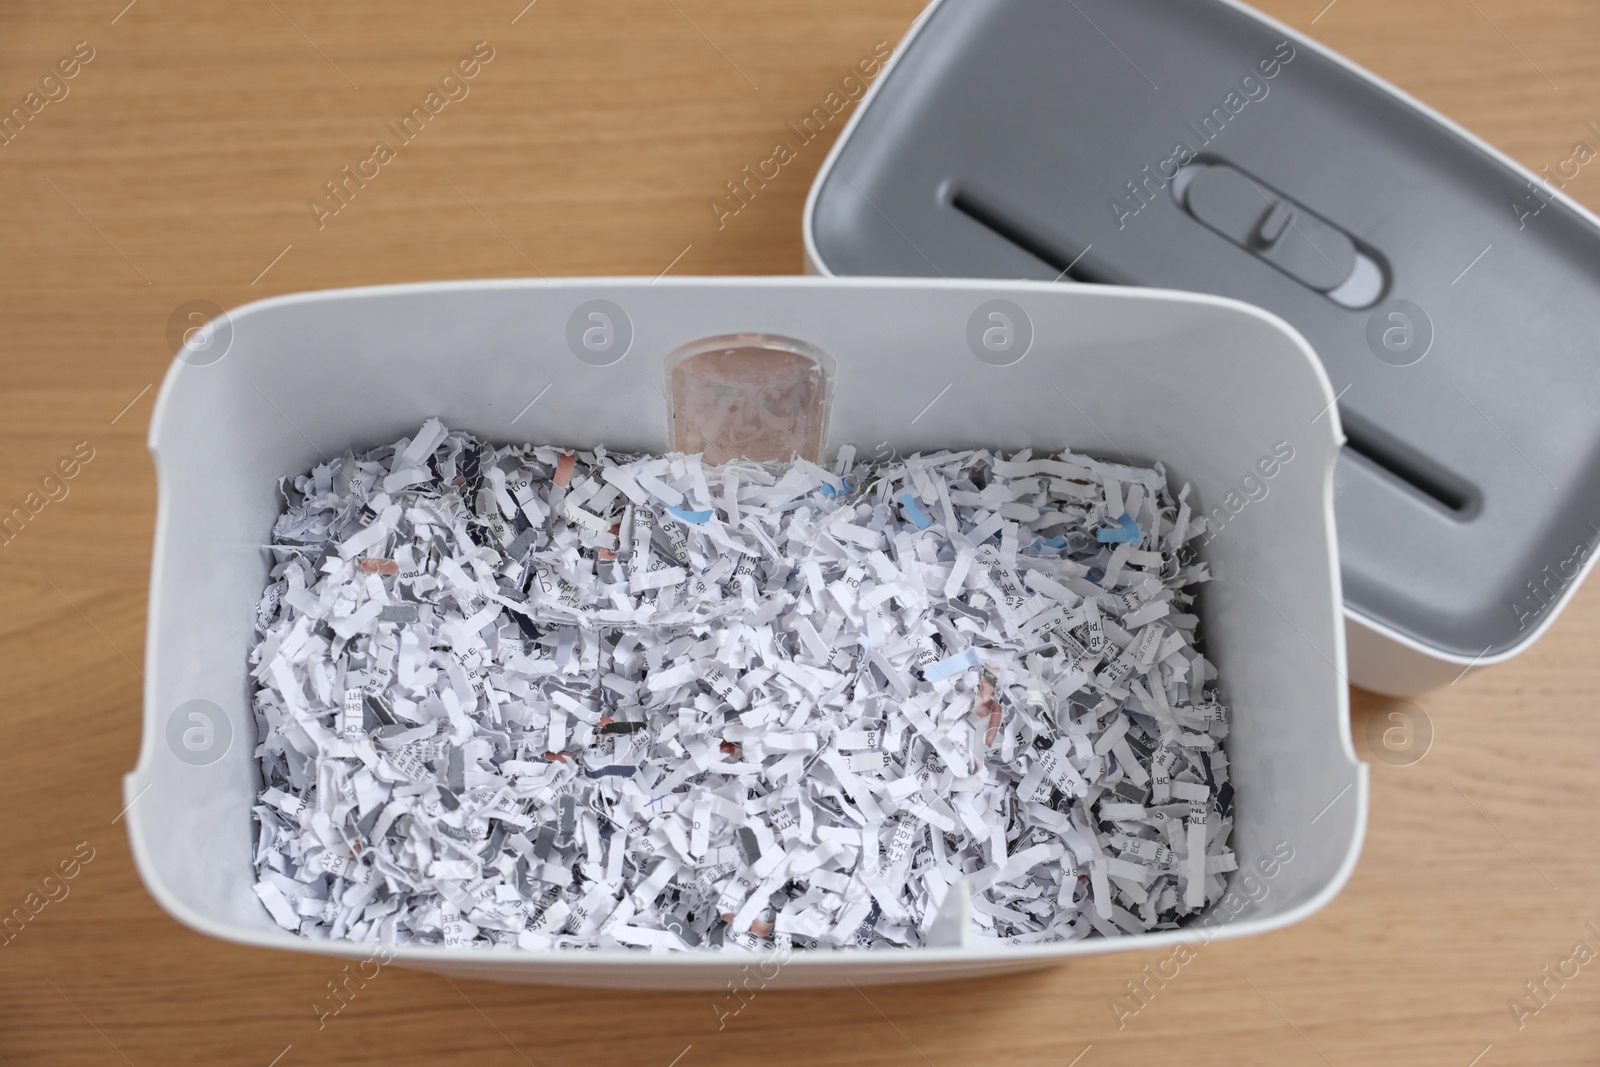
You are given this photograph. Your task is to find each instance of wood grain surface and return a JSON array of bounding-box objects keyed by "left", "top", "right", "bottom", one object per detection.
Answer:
[{"left": 4, "top": 0, "right": 1600, "bottom": 1063}]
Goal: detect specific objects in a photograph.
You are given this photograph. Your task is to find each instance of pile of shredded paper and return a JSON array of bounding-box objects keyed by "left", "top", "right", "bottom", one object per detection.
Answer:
[{"left": 249, "top": 419, "right": 1235, "bottom": 952}]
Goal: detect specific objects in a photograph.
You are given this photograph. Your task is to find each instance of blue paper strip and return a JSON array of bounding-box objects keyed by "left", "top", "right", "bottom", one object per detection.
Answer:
[
  {"left": 667, "top": 506, "right": 714, "bottom": 525},
  {"left": 901, "top": 492, "right": 933, "bottom": 530},
  {"left": 923, "top": 646, "right": 980, "bottom": 682},
  {"left": 1096, "top": 512, "right": 1141, "bottom": 543}
]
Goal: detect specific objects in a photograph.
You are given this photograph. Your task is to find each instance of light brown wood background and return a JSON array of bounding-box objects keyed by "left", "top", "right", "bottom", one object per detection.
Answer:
[{"left": 4, "top": 0, "right": 1600, "bottom": 1063}]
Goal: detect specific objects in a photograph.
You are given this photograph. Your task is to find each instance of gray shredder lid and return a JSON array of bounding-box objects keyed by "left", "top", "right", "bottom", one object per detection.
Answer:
[{"left": 808, "top": 0, "right": 1600, "bottom": 660}]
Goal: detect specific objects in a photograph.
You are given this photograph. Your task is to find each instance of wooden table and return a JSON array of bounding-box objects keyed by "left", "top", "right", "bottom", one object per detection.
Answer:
[{"left": 4, "top": 0, "right": 1599, "bottom": 1063}]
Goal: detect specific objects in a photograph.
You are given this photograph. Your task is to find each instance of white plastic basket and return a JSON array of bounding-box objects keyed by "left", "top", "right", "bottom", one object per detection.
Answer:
[{"left": 128, "top": 277, "right": 1366, "bottom": 988}]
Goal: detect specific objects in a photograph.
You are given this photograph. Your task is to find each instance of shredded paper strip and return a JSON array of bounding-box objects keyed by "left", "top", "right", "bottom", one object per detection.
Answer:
[{"left": 248, "top": 420, "right": 1235, "bottom": 953}]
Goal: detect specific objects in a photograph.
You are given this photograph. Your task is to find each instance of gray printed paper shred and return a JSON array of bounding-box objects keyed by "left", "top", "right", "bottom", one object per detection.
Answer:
[{"left": 247, "top": 420, "right": 1234, "bottom": 952}]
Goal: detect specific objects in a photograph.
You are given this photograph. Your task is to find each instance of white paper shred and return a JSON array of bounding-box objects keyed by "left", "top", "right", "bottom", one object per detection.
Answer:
[{"left": 247, "top": 422, "right": 1234, "bottom": 953}]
